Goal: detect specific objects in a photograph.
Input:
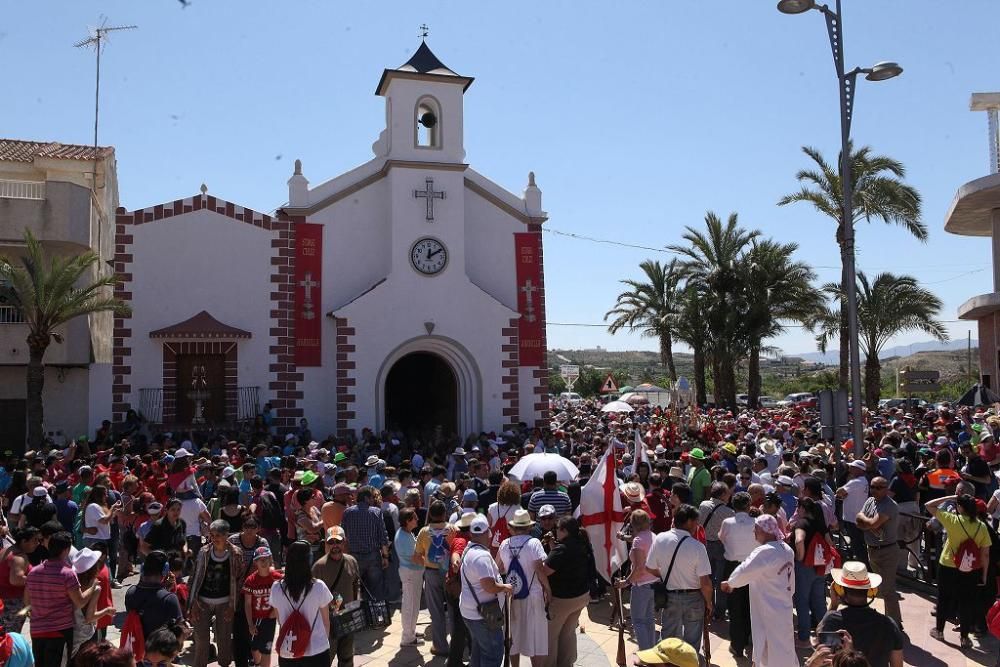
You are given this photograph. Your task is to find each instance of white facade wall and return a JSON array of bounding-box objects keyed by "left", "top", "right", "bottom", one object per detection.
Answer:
[
  {"left": 126, "top": 210, "right": 275, "bottom": 407},
  {"left": 0, "top": 366, "right": 89, "bottom": 440}
]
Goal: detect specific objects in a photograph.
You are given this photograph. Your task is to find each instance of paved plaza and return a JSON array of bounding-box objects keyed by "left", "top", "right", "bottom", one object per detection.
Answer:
[{"left": 50, "top": 572, "right": 997, "bottom": 667}]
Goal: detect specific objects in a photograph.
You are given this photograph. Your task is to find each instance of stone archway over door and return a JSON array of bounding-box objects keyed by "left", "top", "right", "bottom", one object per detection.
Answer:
[{"left": 376, "top": 336, "right": 482, "bottom": 437}]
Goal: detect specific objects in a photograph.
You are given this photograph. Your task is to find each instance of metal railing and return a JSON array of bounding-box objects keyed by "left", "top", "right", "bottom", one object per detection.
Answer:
[
  {"left": 0, "top": 179, "right": 45, "bottom": 200},
  {"left": 0, "top": 306, "right": 25, "bottom": 324},
  {"left": 138, "top": 388, "right": 163, "bottom": 424},
  {"left": 138, "top": 385, "right": 260, "bottom": 424}
]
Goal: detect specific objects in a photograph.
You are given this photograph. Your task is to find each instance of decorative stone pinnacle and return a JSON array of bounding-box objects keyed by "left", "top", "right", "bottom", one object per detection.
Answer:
[{"left": 294, "top": 159, "right": 302, "bottom": 176}]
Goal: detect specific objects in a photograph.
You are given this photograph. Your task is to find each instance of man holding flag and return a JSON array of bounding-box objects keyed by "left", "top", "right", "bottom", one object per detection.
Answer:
[{"left": 576, "top": 442, "right": 627, "bottom": 586}]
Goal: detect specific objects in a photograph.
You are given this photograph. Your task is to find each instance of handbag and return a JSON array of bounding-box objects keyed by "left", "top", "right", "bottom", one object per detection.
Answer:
[
  {"left": 462, "top": 545, "right": 505, "bottom": 631},
  {"left": 652, "top": 535, "right": 689, "bottom": 610},
  {"left": 359, "top": 581, "right": 391, "bottom": 629}
]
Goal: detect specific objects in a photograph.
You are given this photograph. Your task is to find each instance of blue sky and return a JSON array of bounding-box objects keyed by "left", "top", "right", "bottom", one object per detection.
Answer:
[{"left": 3, "top": 1, "right": 995, "bottom": 356}]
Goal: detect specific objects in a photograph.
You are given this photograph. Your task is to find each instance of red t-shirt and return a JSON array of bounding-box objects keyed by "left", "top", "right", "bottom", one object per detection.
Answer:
[
  {"left": 96, "top": 565, "right": 114, "bottom": 629},
  {"left": 242, "top": 569, "right": 283, "bottom": 619}
]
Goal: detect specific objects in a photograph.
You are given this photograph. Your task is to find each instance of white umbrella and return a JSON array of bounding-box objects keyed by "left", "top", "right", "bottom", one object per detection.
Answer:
[
  {"left": 601, "top": 400, "right": 634, "bottom": 413},
  {"left": 506, "top": 453, "right": 580, "bottom": 482}
]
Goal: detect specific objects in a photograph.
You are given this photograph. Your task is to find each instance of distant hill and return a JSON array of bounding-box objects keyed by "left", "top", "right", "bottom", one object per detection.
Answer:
[{"left": 795, "top": 339, "right": 977, "bottom": 364}]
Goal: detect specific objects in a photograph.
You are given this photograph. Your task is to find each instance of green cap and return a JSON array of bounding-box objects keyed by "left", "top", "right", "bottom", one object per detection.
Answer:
[
  {"left": 334, "top": 452, "right": 347, "bottom": 463},
  {"left": 301, "top": 471, "right": 319, "bottom": 486},
  {"left": 689, "top": 448, "right": 706, "bottom": 460}
]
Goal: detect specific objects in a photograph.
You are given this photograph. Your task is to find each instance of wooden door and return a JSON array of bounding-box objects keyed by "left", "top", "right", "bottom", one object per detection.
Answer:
[{"left": 175, "top": 354, "right": 226, "bottom": 424}]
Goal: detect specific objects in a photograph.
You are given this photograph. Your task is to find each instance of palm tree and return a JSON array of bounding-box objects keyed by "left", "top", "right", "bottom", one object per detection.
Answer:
[
  {"left": 778, "top": 144, "right": 924, "bottom": 390},
  {"left": 669, "top": 212, "right": 759, "bottom": 410},
  {"left": 814, "top": 272, "right": 946, "bottom": 407},
  {"left": 605, "top": 259, "right": 682, "bottom": 381},
  {"left": 740, "top": 239, "right": 825, "bottom": 408},
  {"left": 0, "top": 230, "right": 130, "bottom": 448},
  {"left": 673, "top": 283, "right": 711, "bottom": 406}
]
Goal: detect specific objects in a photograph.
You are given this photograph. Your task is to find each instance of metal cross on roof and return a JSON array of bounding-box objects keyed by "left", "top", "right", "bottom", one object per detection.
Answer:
[
  {"left": 419, "top": 24, "right": 429, "bottom": 41},
  {"left": 414, "top": 178, "right": 445, "bottom": 220}
]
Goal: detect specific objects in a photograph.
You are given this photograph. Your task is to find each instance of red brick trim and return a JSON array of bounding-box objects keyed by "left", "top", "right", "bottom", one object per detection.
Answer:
[
  {"left": 121, "top": 191, "right": 275, "bottom": 229},
  {"left": 335, "top": 318, "right": 356, "bottom": 437},
  {"left": 111, "top": 209, "right": 134, "bottom": 422},
  {"left": 160, "top": 341, "right": 237, "bottom": 423},
  {"left": 501, "top": 317, "right": 520, "bottom": 429},
  {"left": 270, "top": 213, "right": 304, "bottom": 431}
]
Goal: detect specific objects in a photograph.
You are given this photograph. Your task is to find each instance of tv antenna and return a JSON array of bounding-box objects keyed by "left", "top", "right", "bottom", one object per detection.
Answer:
[{"left": 74, "top": 18, "right": 137, "bottom": 152}]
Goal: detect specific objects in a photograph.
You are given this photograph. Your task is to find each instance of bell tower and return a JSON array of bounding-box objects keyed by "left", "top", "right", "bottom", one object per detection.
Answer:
[{"left": 374, "top": 41, "right": 474, "bottom": 164}]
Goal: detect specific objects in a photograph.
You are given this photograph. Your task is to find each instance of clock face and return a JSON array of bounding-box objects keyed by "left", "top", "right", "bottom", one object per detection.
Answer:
[{"left": 410, "top": 237, "right": 448, "bottom": 275}]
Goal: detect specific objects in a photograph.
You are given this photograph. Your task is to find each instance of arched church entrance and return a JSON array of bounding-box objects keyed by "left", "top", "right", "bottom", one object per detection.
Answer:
[{"left": 384, "top": 352, "right": 458, "bottom": 438}]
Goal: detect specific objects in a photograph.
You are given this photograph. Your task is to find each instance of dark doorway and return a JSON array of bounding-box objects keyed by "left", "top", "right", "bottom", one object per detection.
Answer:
[
  {"left": 0, "top": 400, "right": 26, "bottom": 454},
  {"left": 176, "top": 354, "right": 226, "bottom": 424},
  {"left": 385, "top": 352, "right": 457, "bottom": 437}
]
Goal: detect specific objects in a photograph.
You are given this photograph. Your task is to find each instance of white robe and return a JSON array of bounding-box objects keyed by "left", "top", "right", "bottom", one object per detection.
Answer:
[{"left": 727, "top": 540, "right": 798, "bottom": 667}]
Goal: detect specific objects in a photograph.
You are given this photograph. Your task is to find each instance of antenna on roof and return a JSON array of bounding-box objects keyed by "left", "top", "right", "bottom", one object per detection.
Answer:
[
  {"left": 74, "top": 17, "right": 137, "bottom": 153},
  {"left": 419, "top": 24, "right": 429, "bottom": 41}
]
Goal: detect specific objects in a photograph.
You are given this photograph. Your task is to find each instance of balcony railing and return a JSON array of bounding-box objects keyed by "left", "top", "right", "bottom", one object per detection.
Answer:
[
  {"left": 0, "top": 306, "right": 25, "bottom": 324},
  {"left": 0, "top": 179, "right": 45, "bottom": 200}
]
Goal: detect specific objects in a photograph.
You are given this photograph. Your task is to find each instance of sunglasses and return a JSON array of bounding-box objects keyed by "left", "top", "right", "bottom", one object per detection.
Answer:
[{"left": 327, "top": 539, "right": 345, "bottom": 545}]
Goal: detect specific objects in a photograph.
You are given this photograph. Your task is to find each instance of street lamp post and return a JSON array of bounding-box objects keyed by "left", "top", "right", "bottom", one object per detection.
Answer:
[{"left": 777, "top": 0, "right": 901, "bottom": 457}]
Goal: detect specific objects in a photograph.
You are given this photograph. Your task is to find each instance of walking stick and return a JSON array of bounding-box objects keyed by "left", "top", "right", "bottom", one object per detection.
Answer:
[
  {"left": 703, "top": 608, "right": 712, "bottom": 664},
  {"left": 615, "top": 580, "right": 627, "bottom": 667},
  {"left": 503, "top": 596, "right": 512, "bottom": 667}
]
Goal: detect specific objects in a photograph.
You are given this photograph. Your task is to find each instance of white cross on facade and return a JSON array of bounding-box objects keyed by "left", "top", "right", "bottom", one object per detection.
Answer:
[
  {"left": 299, "top": 272, "right": 317, "bottom": 320},
  {"left": 520, "top": 279, "right": 537, "bottom": 323},
  {"left": 413, "top": 178, "right": 446, "bottom": 220}
]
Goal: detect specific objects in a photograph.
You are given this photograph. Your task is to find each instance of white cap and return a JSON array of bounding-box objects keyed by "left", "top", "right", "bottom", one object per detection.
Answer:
[
  {"left": 173, "top": 449, "right": 191, "bottom": 459},
  {"left": 222, "top": 466, "right": 235, "bottom": 478},
  {"left": 848, "top": 460, "right": 866, "bottom": 471},
  {"left": 32, "top": 486, "right": 49, "bottom": 497},
  {"left": 470, "top": 515, "right": 490, "bottom": 534}
]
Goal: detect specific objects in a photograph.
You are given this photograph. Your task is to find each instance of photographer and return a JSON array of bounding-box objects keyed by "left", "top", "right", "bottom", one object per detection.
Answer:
[{"left": 817, "top": 562, "right": 903, "bottom": 667}]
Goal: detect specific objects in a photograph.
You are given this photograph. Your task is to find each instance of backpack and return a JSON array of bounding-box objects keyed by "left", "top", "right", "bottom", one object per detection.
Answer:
[
  {"left": 426, "top": 527, "right": 451, "bottom": 568},
  {"left": 505, "top": 539, "right": 534, "bottom": 600},
  {"left": 259, "top": 490, "right": 286, "bottom": 532},
  {"left": 491, "top": 506, "right": 515, "bottom": 550},
  {"left": 275, "top": 582, "right": 318, "bottom": 658},
  {"left": 954, "top": 520, "right": 984, "bottom": 573},
  {"left": 119, "top": 593, "right": 154, "bottom": 661}
]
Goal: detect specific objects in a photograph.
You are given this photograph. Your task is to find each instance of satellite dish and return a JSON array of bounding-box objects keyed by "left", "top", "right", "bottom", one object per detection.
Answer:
[{"left": 419, "top": 111, "right": 438, "bottom": 129}]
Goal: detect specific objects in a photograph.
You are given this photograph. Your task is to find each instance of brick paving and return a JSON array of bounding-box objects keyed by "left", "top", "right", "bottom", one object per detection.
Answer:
[{"left": 53, "top": 573, "right": 997, "bottom": 666}]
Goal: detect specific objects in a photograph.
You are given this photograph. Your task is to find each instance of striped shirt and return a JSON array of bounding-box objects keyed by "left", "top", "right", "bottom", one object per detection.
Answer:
[
  {"left": 527, "top": 489, "right": 572, "bottom": 517},
  {"left": 26, "top": 559, "right": 80, "bottom": 633},
  {"left": 340, "top": 503, "right": 389, "bottom": 555}
]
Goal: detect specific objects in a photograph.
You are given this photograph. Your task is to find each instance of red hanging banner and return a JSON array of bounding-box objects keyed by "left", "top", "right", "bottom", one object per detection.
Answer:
[
  {"left": 293, "top": 223, "right": 323, "bottom": 366},
  {"left": 514, "top": 232, "right": 545, "bottom": 367}
]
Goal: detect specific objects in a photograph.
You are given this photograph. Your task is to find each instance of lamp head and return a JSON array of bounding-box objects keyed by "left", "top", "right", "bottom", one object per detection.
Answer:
[
  {"left": 865, "top": 61, "right": 903, "bottom": 81},
  {"left": 776, "top": 0, "right": 816, "bottom": 14}
]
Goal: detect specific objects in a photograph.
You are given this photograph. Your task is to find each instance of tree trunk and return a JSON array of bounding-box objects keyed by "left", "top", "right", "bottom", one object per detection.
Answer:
[
  {"left": 865, "top": 355, "right": 881, "bottom": 409},
  {"left": 723, "top": 352, "right": 739, "bottom": 412},
  {"left": 711, "top": 355, "right": 723, "bottom": 408},
  {"left": 26, "top": 337, "right": 48, "bottom": 450},
  {"left": 660, "top": 332, "right": 677, "bottom": 382},
  {"left": 693, "top": 344, "right": 707, "bottom": 406},
  {"left": 748, "top": 342, "right": 761, "bottom": 409}
]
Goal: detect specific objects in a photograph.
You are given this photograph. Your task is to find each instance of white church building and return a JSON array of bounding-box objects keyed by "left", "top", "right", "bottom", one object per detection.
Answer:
[{"left": 111, "top": 42, "right": 550, "bottom": 438}]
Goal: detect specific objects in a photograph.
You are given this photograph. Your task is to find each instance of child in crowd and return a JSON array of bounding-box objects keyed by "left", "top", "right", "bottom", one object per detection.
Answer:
[{"left": 243, "top": 546, "right": 283, "bottom": 667}]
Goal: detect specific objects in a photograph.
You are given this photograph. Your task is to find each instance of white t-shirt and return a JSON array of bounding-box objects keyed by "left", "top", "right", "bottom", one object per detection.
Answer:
[
  {"left": 459, "top": 543, "right": 501, "bottom": 620},
  {"left": 180, "top": 498, "right": 208, "bottom": 537},
  {"left": 9, "top": 493, "right": 29, "bottom": 517},
  {"left": 646, "top": 528, "right": 711, "bottom": 590},
  {"left": 269, "top": 579, "right": 334, "bottom": 659},
  {"left": 84, "top": 503, "right": 111, "bottom": 540}
]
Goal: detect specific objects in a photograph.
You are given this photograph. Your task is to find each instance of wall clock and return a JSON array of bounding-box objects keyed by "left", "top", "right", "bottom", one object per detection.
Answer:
[{"left": 410, "top": 237, "right": 448, "bottom": 275}]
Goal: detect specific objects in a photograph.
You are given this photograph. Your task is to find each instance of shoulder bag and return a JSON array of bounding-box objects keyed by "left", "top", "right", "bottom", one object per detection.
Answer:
[
  {"left": 652, "top": 535, "right": 690, "bottom": 611},
  {"left": 461, "top": 544, "right": 504, "bottom": 631}
]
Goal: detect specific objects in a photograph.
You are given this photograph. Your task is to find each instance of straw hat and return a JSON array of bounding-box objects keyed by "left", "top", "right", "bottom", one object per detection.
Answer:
[
  {"left": 509, "top": 509, "right": 535, "bottom": 528},
  {"left": 622, "top": 481, "right": 646, "bottom": 504},
  {"left": 831, "top": 561, "right": 881, "bottom": 592}
]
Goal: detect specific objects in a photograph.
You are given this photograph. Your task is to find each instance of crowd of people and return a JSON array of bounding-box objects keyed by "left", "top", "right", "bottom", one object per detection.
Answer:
[{"left": 0, "top": 397, "right": 996, "bottom": 667}]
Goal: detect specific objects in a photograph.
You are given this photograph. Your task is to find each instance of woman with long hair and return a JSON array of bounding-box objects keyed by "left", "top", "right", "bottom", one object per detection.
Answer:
[
  {"left": 792, "top": 496, "right": 834, "bottom": 646},
  {"left": 926, "top": 493, "right": 993, "bottom": 649},
  {"left": 72, "top": 640, "right": 136, "bottom": 667},
  {"left": 218, "top": 486, "right": 245, "bottom": 535},
  {"left": 623, "top": 510, "right": 658, "bottom": 651},
  {"left": 486, "top": 479, "right": 521, "bottom": 555},
  {"left": 268, "top": 541, "right": 332, "bottom": 666},
  {"left": 540, "top": 516, "right": 592, "bottom": 667},
  {"left": 143, "top": 499, "right": 187, "bottom": 563},
  {"left": 82, "top": 486, "right": 122, "bottom": 554},
  {"left": 0, "top": 526, "right": 40, "bottom": 632}
]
